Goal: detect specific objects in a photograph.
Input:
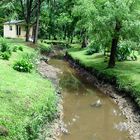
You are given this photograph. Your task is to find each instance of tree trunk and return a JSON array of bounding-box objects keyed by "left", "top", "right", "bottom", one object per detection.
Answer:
[
  {"left": 70, "top": 36, "right": 73, "bottom": 44},
  {"left": 108, "top": 19, "right": 121, "bottom": 68},
  {"left": 33, "top": 19, "right": 39, "bottom": 44},
  {"left": 81, "top": 35, "right": 88, "bottom": 48},
  {"left": 25, "top": 24, "right": 30, "bottom": 42},
  {"left": 33, "top": 0, "right": 40, "bottom": 44},
  {"left": 63, "top": 25, "right": 67, "bottom": 40},
  {"left": 70, "top": 32, "right": 74, "bottom": 43}
]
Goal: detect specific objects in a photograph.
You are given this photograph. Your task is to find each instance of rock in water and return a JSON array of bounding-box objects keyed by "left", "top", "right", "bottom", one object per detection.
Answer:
[
  {"left": 114, "top": 122, "right": 128, "bottom": 131},
  {"left": 0, "top": 125, "right": 8, "bottom": 136},
  {"left": 90, "top": 99, "right": 102, "bottom": 108},
  {"left": 40, "top": 56, "right": 49, "bottom": 63}
]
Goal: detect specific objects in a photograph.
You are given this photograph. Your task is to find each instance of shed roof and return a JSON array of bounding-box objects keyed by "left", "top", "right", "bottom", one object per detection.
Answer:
[{"left": 4, "top": 20, "right": 25, "bottom": 25}]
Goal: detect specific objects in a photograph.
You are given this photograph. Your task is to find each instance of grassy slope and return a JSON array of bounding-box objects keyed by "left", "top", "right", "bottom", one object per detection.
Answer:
[
  {"left": 0, "top": 39, "right": 57, "bottom": 140},
  {"left": 68, "top": 47, "right": 140, "bottom": 106}
]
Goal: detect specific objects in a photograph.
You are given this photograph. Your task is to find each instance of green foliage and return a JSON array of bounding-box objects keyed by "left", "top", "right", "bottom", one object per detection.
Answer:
[
  {"left": 1, "top": 51, "right": 11, "bottom": 60},
  {"left": 13, "top": 54, "right": 34, "bottom": 72},
  {"left": 21, "top": 94, "right": 57, "bottom": 140},
  {"left": 0, "top": 38, "right": 11, "bottom": 53},
  {"left": 116, "top": 41, "right": 138, "bottom": 61},
  {"left": 13, "top": 46, "right": 18, "bottom": 52},
  {"left": 18, "top": 46, "right": 23, "bottom": 51},
  {"left": 13, "top": 58, "right": 33, "bottom": 73},
  {"left": 13, "top": 45, "right": 23, "bottom": 52},
  {"left": 0, "top": 38, "right": 12, "bottom": 60},
  {"left": 39, "top": 42, "right": 52, "bottom": 54},
  {"left": 86, "top": 41, "right": 101, "bottom": 55}
]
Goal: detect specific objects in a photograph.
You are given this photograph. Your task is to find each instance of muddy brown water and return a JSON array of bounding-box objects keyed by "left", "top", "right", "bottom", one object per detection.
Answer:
[{"left": 49, "top": 58, "right": 130, "bottom": 140}]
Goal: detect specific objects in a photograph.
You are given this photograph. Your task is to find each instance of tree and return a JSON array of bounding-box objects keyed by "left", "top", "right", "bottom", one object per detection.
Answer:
[
  {"left": 0, "top": 0, "right": 18, "bottom": 36},
  {"left": 72, "top": 0, "right": 96, "bottom": 47},
  {"left": 91, "top": 0, "right": 140, "bottom": 68},
  {"left": 33, "top": 0, "right": 41, "bottom": 44},
  {"left": 108, "top": 19, "right": 121, "bottom": 67},
  {"left": 18, "top": 0, "right": 37, "bottom": 42}
]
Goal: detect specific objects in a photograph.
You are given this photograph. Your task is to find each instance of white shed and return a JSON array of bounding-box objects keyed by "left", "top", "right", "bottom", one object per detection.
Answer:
[{"left": 3, "top": 20, "right": 33, "bottom": 39}]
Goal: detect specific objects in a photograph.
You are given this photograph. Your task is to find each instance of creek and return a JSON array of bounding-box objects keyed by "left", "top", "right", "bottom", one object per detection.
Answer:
[{"left": 48, "top": 53, "right": 130, "bottom": 140}]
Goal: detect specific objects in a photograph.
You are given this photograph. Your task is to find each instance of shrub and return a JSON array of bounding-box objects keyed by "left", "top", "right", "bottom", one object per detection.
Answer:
[
  {"left": 13, "top": 58, "right": 33, "bottom": 72},
  {"left": 39, "top": 43, "right": 52, "bottom": 54},
  {"left": 13, "top": 45, "right": 23, "bottom": 52},
  {"left": 13, "top": 53, "right": 34, "bottom": 73},
  {"left": 0, "top": 38, "right": 11, "bottom": 53},
  {"left": 18, "top": 46, "right": 23, "bottom": 51},
  {"left": 116, "top": 41, "right": 137, "bottom": 61},
  {"left": 1, "top": 52, "right": 11, "bottom": 60},
  {"left": 13, "top": 46, "right": 18, "bottom": 52},
  {"left": 0, "top": 38, "right": 12, "bottom": 60},
  {"left": 22, "top": 52, "right": 38, "bottom": 63},
  {"left": 86, "top": 41, "right": 101, "bottom": 55}
]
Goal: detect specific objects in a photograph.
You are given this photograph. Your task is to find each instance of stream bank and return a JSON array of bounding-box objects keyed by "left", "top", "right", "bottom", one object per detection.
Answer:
[
  {"left": 65, "top": 53, "right": 140, "bottom": 140},
  {"left": 37, "top": 60, "right": 63, "bottom": 140}
]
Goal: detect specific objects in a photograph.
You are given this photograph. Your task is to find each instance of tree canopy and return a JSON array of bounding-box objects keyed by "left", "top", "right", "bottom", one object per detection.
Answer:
[{"left": 0, "top": 0, "right": 140, "bottom": 67}]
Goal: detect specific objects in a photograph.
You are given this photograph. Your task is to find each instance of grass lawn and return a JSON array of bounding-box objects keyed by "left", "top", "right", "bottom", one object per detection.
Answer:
[
  {"left": 68, "top": 47, "right": 140, "bottom": 106},
  {"left": 0, "top": 39, "right": 57, "bottom": 140}
]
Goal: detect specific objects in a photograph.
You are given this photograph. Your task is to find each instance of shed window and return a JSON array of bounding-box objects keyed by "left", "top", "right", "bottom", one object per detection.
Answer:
[{"left": 9, "top": 26, "right": 12, "bottom": 31}]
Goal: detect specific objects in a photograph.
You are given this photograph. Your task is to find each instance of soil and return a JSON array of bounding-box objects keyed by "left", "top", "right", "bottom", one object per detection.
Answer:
[{"left": 37, "top": 60, "right": 63, "bottom": 140}]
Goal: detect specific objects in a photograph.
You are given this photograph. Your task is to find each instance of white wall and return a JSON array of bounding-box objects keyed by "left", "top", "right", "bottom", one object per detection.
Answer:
[
  {"left": 19, "top": 26, "right": 33, "bottom": 39},
  {"left": 4, "top": 24, "right": 33, "bottom": 39},
  {"left": 4, "top": 24, "right": 17, "bottom": 38}
]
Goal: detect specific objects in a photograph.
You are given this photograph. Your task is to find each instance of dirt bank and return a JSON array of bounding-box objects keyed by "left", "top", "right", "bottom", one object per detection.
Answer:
[
  {"left": 37, "top": 60, "right": 63, "bottom": 140},
  {"left": 65, "top": 54, "right": 140, "bottom": 140}
]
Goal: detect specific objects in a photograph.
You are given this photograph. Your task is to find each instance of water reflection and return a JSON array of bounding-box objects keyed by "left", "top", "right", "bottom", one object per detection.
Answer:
[{"left": 49, "top": 59, "right": 130, "bottom": 140}]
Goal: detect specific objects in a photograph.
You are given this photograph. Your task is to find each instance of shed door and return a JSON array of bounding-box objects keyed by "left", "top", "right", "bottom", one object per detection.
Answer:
[
  {"left": 16, "top": 25, "right": 21, "bottom": 36},
  {"left": 16, "top": 25, "right": 18, "bottom": 35},
  {"left": 19, "top": 27, "right": 21, "bottom": 35}
]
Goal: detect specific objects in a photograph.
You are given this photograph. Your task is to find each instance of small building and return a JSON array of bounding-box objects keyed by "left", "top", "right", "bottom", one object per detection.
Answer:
[{"left": 3, "top": 20, "right": 33, "bottom": 39}]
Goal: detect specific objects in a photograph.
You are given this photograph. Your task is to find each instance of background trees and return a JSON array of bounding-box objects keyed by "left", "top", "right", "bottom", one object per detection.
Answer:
[
  {"left": 94, "top": 0, "right": 140, "bottom": 68},
  {"left": 0, "top": 0, "right": 140, "bottom": 68}
]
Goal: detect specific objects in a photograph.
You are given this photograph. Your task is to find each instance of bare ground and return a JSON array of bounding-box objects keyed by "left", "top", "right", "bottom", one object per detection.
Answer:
[{"left": 37, "top": 60, "right": 63, "bottom": 140}]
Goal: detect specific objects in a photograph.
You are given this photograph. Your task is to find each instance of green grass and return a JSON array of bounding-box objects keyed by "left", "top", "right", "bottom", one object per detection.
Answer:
[
  {"left": 0, "top": 39, "right": 57, "bottom": 140},
  {"left": 68, "top": 47, "right": 140, "bottom": 106}
]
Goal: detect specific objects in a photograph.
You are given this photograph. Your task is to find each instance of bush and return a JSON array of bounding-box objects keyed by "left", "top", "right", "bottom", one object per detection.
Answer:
[
  {"left": 18, "top": 46, "right": 23, "bottom": 51},
  {"left": 116, "top": 41, "right": 137, "bottom": 61},
  {"left": 0, "top": 38, "right": 11, "bottom": 53},
  {"left": 1, "top": 52, "right": 11, "bottom": 60},
  {"left": 13, "top": 53, "right": 35, "bottom": 73},
  {"left": 13, "top": 58, "right": 33, "bottom": 72},
  {"left": 23, "top": 52, "right": 38, "bottom": 63},
  {"left": 39, "top": 43, "right": 52, "bottom": 54},
  {"left": 13, "top": 46, "right": 18, "bottom": 52},
  {"left": 13, "top": 45, "right": 23, "bottom": 52},
  {"left": 86, "top": 41, "right": 101, "bottom": 55},
  {"left": 0, "top": 38, "right": 12, "bottom": 60}
]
